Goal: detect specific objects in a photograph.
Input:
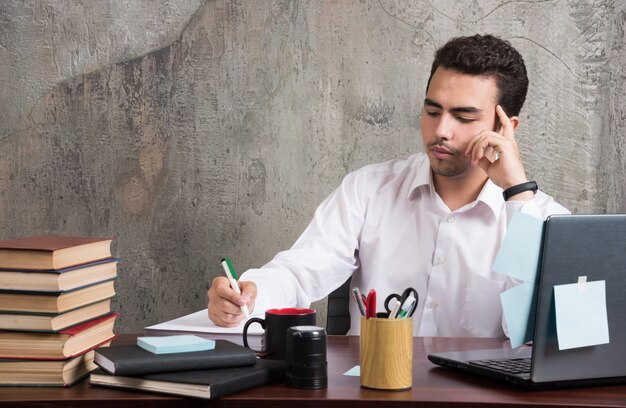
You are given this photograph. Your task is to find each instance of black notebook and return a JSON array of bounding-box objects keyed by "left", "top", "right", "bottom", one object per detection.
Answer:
[
  {"left": 89, "top": 359, "right": 286, "bottom": 400},
  {"left": 94, "top": 339, "right": 257, "bottom": 376}
]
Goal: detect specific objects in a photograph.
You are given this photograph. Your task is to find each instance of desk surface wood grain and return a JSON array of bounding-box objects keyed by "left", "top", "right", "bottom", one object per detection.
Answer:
[{"left": 2, "top": 334, "right": 626, "bottom": 407}]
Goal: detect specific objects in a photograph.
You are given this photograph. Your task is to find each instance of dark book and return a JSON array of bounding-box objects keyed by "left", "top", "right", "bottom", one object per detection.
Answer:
[
  {"left": 94, "top": 339, "right": 257, "bottom": 376},
  {"left": 0, "top": 279, "right": 116, "bottom": 314},
  {"left": 89, "top": 359, "right": 286, "bottom": 400},
  {"left": 0, "top": 313, "right": 118, "bottom": 360},
  {"left": 0, "top": 236, "right": 112, "bottom": 270},
  {"left": 0, "top": 258, "right": 118, "bottom": 292}
]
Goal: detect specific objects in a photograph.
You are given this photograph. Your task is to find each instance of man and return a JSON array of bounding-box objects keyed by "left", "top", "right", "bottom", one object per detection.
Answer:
[{"left": 208, "top": 34, "right": 569, "bottom": 337}]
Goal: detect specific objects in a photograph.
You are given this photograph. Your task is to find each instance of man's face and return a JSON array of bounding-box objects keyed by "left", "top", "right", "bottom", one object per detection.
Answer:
[{"left": 421, "top": 67, "right": 499, "bottom": 178}]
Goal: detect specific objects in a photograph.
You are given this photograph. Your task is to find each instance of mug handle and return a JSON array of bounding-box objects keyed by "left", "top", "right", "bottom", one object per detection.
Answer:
[{"left": 243, "top": 317, "right": 265, "bottom": 353}]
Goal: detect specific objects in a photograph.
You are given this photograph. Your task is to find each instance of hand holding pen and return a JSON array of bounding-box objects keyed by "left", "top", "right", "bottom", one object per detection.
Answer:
[
  {"left": 207, "top": 258, "right": 256, "bottom": 327},
  {"left": 221, "top": 258, "right": 250, "bottom": 319}
]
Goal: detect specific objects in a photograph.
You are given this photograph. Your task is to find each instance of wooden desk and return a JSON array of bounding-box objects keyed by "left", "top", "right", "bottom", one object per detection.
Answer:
[{"left": 2, "top": 335, "right": 626, "bottom": 407}]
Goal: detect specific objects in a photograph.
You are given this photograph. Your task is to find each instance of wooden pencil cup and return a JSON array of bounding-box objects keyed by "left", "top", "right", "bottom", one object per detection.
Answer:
[{"left": 359, "top": 316, "right": 413, "bottom": 390}]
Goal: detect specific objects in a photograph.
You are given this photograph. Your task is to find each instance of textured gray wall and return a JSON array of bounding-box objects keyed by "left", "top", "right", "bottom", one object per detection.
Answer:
[{"left": 1, "top": 0, "right": 624, "bottom": 333}]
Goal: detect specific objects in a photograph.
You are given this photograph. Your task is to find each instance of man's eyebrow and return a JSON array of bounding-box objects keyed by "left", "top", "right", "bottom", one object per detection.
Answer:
[
  {"left": 424, "top": 98, "right": 442, "bottom": 109},
  {"left": 423, "top": 98, "right": 482, "bottom": 114},
  {"left": 451, "top": 106, "right": 482, "bottom": 114}
]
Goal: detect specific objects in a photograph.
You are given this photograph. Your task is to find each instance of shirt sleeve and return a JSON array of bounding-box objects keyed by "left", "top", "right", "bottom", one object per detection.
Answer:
[
  {"left": 502, "top": 190, "right": 570, "bottom": 225},
  {"left": 239, "top": 170, "right": 365, "bottom": 314}
]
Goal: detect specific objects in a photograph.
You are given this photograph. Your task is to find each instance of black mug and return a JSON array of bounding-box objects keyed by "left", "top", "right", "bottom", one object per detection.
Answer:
[{"left": 243, "top": 308, "right": 316, "bottom": 360}]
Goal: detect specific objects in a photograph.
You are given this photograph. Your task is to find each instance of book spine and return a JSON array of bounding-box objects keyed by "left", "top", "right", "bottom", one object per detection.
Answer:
[{"left": 111, "top": 353, "right": 257, "bottom": 376}]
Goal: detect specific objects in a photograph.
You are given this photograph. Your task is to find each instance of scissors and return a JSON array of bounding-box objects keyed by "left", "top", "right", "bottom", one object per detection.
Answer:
[{"left": 384, "top": 287, "right": 418, "bottom": 318}]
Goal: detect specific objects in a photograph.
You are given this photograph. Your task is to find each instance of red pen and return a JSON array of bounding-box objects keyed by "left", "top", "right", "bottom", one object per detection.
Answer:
[{"left": 366, "top": 289, "right": 376, "bottom": 318}]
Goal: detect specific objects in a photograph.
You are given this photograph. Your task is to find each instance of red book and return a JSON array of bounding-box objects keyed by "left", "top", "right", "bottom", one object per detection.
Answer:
[{"left": 0, "top": 313, "right": 118, "bottom": 360}]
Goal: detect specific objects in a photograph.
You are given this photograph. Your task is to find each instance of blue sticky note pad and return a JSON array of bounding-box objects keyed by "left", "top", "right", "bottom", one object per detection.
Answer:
[
  {"left": 493, "top": 212, "right": 544, "bottom": 283},
  {"left": 137, "top": 335, "right": 216, "bottom": 354},
  {"left": 554, "top": 279, "right": 609, "bottom": 350},
  {"left": 343, "top": 365, "right": 360, "bottom": 376},
  {"left": 500, "top": 282, "right": 537, "bottom": 348}
]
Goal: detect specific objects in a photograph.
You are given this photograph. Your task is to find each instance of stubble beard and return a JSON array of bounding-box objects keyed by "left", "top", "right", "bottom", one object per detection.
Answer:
[
  {"left": 427, "top": 140, "right": 471, "bottom": 178},
  {"left": 430, "top": 158, "right": 471, "bottom": 177}
]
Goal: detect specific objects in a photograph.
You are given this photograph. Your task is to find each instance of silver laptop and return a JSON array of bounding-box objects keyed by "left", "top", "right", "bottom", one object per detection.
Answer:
[{"left": 428, "top": 214, "right": 626, "bottom": 389}]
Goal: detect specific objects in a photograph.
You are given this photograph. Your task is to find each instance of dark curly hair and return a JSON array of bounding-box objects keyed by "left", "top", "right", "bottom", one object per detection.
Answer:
[{"left": 426, "top": 34, "right": 529, "bottom": 117}]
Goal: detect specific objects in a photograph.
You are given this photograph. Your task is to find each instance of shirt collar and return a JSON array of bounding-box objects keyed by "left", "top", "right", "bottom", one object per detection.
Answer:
[
  {"left": 408, "top": 156, "right": 504, "bottom": 219},
  {"left": 407, "top": 155, "right": 432, "bottom": 198},
  {"left": 475, "top": 179, "right": 504, "bottom": 220}
]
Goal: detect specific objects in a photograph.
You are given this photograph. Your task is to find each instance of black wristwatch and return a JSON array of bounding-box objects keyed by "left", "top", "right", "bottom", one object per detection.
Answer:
[{"left": 502, "top": 181, "right": 538, "bottom": 201}]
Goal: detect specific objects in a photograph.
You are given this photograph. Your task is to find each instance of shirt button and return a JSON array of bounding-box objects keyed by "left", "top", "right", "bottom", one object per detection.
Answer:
[
  {"left": 431, "top": 302, "right": 439, "bottom": 310},
  {"left": 447, "top": 216, "right": 455, "bottom": 223},
  {"left": 434, "top": 256, "right": 447, "bottom": 265}
]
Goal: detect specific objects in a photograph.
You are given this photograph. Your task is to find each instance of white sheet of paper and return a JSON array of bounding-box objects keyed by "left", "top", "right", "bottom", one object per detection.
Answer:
[{"left": 144, "top": 309, "right": 263, "bottom": 335}]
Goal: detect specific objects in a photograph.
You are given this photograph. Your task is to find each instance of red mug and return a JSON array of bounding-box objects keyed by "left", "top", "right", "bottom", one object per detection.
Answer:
[{"left": 243, "top": 308, "right": 316, "bottom": 360}]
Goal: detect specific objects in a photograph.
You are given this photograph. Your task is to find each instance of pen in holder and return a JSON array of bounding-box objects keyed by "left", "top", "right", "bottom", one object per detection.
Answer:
[{"left": 359, "top": 316, "right": 413, "bottom": 390}]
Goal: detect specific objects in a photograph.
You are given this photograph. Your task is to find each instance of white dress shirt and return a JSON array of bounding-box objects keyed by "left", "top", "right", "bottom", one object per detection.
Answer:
[{"left": 240, "top": 153, "right": 569, "bottom": 337}]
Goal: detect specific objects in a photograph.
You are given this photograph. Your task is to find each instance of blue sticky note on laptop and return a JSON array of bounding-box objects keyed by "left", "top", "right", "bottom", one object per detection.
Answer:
[
  {"left": 500, "top": 282, "right": 538, "bottom": 348},
  {"left": 137, "top": 335, "right": 216, "bottom": 354},
  {"left": 492, "top": 212, "right": 544, "bottom": 283},
  {"left": 554, "top": 278, "right": 610, "bottom": 350}
]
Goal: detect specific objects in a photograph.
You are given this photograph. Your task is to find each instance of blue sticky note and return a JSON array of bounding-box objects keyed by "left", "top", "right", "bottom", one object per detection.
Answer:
[
  {"left": 493, "top": 212, "right": 544, "bottom": 283},
  {"left": 343, "top": 365, "right": 360, "bottom": 376},
  {"left": 554, "top": 279, "right": 609, "bottom": 350},
  {"left": 137, "top": 335, "right": 216, "bottom": 354},
  {"left": 500, "top": 282, "right": 537, "bottom": 348}
]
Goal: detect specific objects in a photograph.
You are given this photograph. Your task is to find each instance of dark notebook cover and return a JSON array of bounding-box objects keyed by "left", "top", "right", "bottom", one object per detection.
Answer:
[
  {"left": 94, "top": 339, "right": 257, "bottom": 376},
  {"left": 90, "top": 359, "right": 286, "bottom": 400}
]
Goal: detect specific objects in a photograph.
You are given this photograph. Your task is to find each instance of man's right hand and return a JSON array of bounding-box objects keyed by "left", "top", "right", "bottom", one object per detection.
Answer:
[{"left": 207, "top": 276, "right": 257, "bottom": 327}]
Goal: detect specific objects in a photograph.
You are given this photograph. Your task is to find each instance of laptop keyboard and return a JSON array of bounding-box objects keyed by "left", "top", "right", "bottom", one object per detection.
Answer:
[{"left": 468, "top": 358, "right": 531, "bottom": 374}]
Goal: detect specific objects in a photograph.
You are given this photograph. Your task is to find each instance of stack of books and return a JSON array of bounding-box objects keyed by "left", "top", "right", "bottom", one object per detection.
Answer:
[
  {"left": 90, "top": 337, "right": 286, "bottom": 400},
  {"left": 0, "top": 236, "right": 119, "bottom": 386}
]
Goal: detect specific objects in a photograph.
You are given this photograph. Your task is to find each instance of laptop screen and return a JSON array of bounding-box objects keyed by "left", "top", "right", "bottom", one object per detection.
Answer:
[{"left": 531, "top": 214, "right": 626, "bottom": 383}]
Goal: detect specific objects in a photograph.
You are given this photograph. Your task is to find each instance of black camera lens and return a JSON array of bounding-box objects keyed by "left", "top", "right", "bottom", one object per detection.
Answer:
[{"left": 285, "top": 325, "right": 327, "bottom": 389}]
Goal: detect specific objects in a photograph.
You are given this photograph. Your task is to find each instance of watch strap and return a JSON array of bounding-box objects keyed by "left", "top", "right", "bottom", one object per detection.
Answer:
[{"left": 502, "top": 181, "right": 538, "bottom": 201}]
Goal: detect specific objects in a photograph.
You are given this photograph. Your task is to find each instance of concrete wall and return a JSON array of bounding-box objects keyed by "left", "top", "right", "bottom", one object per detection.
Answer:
[{"left": 1, "top": 0, "right": 624, "bottom": 332}]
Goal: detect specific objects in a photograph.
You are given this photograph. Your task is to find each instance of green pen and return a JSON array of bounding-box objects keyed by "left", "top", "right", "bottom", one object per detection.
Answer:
[
  {"left": 396, "top": 294, "right": 416, "bottom": 319},
  {"left": 220, "top": 257, "right": 250, "bottom": 319}
]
